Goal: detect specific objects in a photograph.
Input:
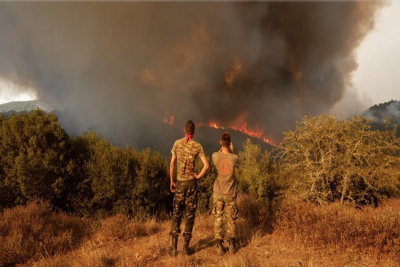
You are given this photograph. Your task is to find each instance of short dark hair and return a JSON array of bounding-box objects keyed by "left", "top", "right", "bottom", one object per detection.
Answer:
[
  {"left": 221, "top": 132, "right": 231, "bottom": 147},
  {"left": 185, "top": 120, "right": 195, "bottom": 135}
]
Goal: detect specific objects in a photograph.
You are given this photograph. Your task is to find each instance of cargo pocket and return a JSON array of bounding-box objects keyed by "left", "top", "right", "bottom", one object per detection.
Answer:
[{"left": 230, "top": 202, "right": 239, "bottom": 221}]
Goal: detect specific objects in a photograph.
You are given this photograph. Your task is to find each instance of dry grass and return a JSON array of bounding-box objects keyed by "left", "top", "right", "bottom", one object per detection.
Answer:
[
  {"left": 274, "top": 197, "right": 400, "bottom": 258},
  {"left": 0, "top": 200, "right": 91, "bottom": 266},
  {"left": 3, "top": 197, "right": 400, "bottom": 267}
]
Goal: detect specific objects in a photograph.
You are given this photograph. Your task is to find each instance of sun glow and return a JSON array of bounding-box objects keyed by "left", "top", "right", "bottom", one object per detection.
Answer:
[{"left": 0, "top": 79, "right": 37, "bottom": 105}]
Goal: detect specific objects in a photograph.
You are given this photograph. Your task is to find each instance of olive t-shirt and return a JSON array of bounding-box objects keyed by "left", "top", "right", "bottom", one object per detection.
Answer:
[
  {"left": 171, "top": 138, "right": 205, "bottom": 181},
  {"left": 212, "top": 152, "right": 240, "bottom": 197}
]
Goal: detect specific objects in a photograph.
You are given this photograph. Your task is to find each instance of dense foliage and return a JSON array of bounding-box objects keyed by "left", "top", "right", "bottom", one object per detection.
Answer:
[
  {"left": 277, "top": 115, "right": 400, "bottom": 205},
  {"left": 0, "top": 110, "right": 70, "bottom": 209},
  {"left": 66, "top": 133, "right": 172, "bottom": 219},
  {"left": 0, "top": 110, "right": 173, "bottom": 219},
  {"left": 1, "top": 110, "right": 399, "bottom": 220}
]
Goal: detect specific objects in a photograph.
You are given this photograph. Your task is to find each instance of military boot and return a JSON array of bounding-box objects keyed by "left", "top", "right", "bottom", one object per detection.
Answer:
[
  {"left": 182, "top": 238, "right": 193, "bottom": 256},
  {"left": 168, "top": 235, "right": 178, "bottom": 257},
  {"left": 215, "top": 239, "right": 225, "bottom": 256},
  {"left": 229, "top": 238, "right": 238, "bottom": 254}
]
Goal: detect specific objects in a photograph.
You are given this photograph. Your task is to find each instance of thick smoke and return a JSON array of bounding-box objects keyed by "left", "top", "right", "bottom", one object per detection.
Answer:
[{"left": 0, "top": 2, "right": 382, "bottom": 145}]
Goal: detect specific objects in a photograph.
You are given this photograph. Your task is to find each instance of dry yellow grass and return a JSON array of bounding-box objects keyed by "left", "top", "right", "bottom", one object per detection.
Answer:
[
  {"left": 0, "top": 200, "right": 90, "bottom": 266},
  {"left": 6, "top": 198, "right": 400, "bottom": 267}
]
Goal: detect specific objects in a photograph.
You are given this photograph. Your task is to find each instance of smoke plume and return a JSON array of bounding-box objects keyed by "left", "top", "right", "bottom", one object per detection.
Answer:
[{"left": 0, "top": 2, "right": 383, "bottom": 146}]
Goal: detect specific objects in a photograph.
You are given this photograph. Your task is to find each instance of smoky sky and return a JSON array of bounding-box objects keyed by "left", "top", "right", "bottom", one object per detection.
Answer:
[{"left": 0, "top": 2, "right": 383, "bottom": 145}]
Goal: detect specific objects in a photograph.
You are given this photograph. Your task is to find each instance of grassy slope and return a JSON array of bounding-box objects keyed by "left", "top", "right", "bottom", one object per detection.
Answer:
[{"left": 17, "top": 197, "right": 400, "bottom": 267}]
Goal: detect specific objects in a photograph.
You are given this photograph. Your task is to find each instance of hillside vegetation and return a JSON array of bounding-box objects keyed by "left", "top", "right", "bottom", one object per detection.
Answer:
[
  {"left": 1, "top": 198, "right": 400, "bottom": 266},
  {"left": 0, "top": 109, "right": 399, "bottom": 266},
  {"left": 0, "top": 100, "right": 41, "bottom": 113}
]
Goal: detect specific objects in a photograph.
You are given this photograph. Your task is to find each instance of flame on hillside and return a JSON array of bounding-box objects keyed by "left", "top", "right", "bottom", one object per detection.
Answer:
[{"left": 195, "top": 120, "right": 273, "bottom": 146}]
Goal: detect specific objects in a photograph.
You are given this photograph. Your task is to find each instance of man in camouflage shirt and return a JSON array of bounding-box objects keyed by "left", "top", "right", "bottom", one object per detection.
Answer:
[
  {"left": 212, "top": 132, "right": 240, "bottom": 255},
  {"left": 168, "top": 120, "right": 209, "bottom": 256}
]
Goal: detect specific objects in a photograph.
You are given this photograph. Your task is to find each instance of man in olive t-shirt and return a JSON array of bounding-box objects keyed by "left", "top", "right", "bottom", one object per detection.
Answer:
[
  {"left": 212, "top": 132, "right": 240, "bottom": 255},
  {"left": 168, "top": 120, "right": 209, "bottom": 257}
]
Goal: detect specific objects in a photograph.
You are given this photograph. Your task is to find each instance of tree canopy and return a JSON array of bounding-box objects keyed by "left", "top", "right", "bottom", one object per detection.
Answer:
[{"left": 277, "top": 114, "right": 400, "bottom": 205}]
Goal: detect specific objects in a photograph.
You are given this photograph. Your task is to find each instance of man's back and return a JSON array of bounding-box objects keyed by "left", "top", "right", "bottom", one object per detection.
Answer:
[
  {"left": 172, "top": 138, "right": 204, "bottom": 181},
  {"left": 212, "top": 152, "right": 240, "bottom": 197}
]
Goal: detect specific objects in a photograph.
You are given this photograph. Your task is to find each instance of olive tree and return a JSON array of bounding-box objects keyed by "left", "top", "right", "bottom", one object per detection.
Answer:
[
  {"left": 277, "top": 114, "right": 400, "bottom": 205},
  {"left": 0, "top": 110, "right": 70, "bottom": 209}
]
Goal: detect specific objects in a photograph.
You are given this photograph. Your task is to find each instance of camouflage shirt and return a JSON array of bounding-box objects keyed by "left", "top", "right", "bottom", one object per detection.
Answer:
[{"left": 171, "top": 137, "right": 205, "bottom": 181}]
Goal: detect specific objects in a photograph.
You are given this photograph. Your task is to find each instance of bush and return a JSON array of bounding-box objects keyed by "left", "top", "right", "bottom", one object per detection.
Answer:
[
  {"left": 0, "top": 110, "right": 70, "bottom": 210},
  {"left": 196, "top": 156, "right": 215, "bottom": 213},
  {"left": 0, "top": 200, "right": 91, "bottom": 266},
  {"left": 67, "top": 133, "right": 172, "bottom": 219},
  {"left": 277, "top": 115, "right": 400, "bottom": 206}
]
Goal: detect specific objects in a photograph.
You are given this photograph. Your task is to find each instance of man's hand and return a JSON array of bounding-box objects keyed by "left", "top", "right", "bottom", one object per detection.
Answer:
[
  {"left": 170, "top": 182, "right": 176, "bottom": 193},
  {"left": 230, "top": 142, "right": 237, "bottom": 154}
]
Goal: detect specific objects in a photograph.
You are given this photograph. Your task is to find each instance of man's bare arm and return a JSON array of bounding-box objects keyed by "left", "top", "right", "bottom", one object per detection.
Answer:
[
  {"left": 194, "top": 154, "right": 209, "bottom": 179},
  {"left": 170, "top": 155, "right": 177, "bottom": 193}
]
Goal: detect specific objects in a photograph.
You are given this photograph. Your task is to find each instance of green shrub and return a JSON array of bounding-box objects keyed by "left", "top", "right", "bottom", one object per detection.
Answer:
[
  {"left": 0, "top": 110, "right": 70, "bottom": 210},
  {"left": 67, "top": 133, "right": 172, "bottom": 219}
]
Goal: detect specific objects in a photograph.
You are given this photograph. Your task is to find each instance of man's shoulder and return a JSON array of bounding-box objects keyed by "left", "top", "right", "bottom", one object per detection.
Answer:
[
  {"left": 227, "top": 153, "right": 240, "bottom": 162},
  {"left": 173, "top": 138, "right": 185, "bottom": 145},
  {"left": 174, "top": 139, "right": 204, "bottom": 151},
  {"left": 212, "top": 151, "right": 221, "bottom": 157},
  {"left": 191, "top": 140, "right": 204, "bottom": 149}
]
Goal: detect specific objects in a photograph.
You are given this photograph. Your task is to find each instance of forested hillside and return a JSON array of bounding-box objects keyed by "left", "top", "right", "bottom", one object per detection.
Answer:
[
  {"left": 1, "top": 101, "right": 274, "bottom": 156},
  {"left": 0, "top": 110, "right": 399, "bottom": 266},
  {"left": 363, "top": 100, "right": 400, "bottom": 137},
  {"left": 0, "top": 100, "right": 41, "bottom": 113}
]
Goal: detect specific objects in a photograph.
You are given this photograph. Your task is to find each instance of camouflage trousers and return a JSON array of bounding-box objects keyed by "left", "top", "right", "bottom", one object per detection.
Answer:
[
  {"left": 212, "top": 193, "right": 238, "bottom": 240},
  {"left": 170, "top": 179, "right": 198, "bottom": 240}
]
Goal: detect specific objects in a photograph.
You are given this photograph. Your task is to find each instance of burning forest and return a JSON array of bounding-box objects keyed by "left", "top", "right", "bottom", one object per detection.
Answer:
[{"left": 0, "top": 1, "right": 383, "bottom": 148}]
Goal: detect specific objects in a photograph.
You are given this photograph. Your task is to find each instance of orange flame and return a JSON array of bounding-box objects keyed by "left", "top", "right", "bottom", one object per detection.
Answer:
[
  {"left": 198, "top": 120, "right": 274, "bottom": 145},
  {"left": 163, "top": 115, "right": 174, "bottom": 125},
  {"left": 198, "top": 120, "right": 225, "bottom": 129},
  {"left": 162, "top": 116, "right": 274, "bottom": 146},
  {"left": 230, "top": 121, "right": 264, "bottom": 139},
  {"left": 225, "top": 59, "right": 243, "bottom": 87}
]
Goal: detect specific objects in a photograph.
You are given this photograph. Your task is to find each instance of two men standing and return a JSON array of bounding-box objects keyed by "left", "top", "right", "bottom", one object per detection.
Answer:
[{"left": 169, "top": 120, "right": 239, "bottom": 256}]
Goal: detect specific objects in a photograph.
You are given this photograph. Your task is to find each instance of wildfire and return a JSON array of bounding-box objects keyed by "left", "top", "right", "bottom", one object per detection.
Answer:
[
  {"left": 163, "top": 114, "right": 174, "bottom": 125},
  {"left": 161, "top": 116, "right": 273, "bottom": 146},
  {"left": 197, "top": 120, "right": 273, "bottom": 146},
  {"left": 225, "top": 59, "right": 243, "bottom": 87},
  {"left": 230, "top": 121, "right": 263, "bottom": 139},
  {"left": 198, "top": 120, "right": 225, "bottom": 129}
]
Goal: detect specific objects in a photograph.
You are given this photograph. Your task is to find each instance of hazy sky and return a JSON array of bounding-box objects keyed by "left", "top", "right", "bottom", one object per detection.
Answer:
[
  {"left": 0, "top": 1, "right": 400, "bottom": 113},
  {"left": 352, "top": 0, "right": 400, "bottom": 106},
  {"left": 0, "top": 1, "right": 397, "bottom": 112}
]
